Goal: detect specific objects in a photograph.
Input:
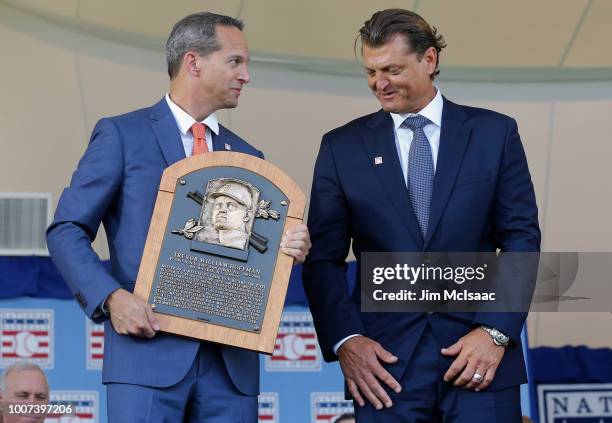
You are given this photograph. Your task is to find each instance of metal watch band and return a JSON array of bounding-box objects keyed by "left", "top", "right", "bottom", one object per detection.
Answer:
[{"left": 480, "top": 325, "right": 511, "bottom": 347}]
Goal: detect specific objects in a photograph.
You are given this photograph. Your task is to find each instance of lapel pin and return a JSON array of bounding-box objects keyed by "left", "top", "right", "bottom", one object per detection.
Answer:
[
  {"left": 374, "top": 156, "right": 383, "bottom": 165},
  {"left": 224, "top": 143, "right": 232, "bottom": 151}
]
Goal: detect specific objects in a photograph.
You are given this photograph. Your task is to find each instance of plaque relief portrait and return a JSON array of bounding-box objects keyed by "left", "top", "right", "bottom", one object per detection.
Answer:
[
  {"left": 195, "top": 179, "right": 259, "bottom": 250},
  {"left": 172, "top": 176, "right": 282, "bottom": 260}
]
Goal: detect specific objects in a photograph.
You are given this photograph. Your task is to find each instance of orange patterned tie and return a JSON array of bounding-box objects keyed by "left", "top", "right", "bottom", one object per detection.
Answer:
[{"left": 191, "top": 122, "right": 209, "bottom": 155}]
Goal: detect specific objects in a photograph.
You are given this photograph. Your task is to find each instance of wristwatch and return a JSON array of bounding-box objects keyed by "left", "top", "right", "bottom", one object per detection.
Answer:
[{"left": 480, "top": 325, "right": 511, "bottom": 347}]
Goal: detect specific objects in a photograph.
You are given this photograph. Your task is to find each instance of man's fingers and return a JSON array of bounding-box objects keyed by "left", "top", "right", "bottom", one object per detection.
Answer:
[
  {"left": 280, "top": 230, "right": 311, "bottom": 264},
  {"left": 286, "top": 223, "right": 309, "bottom": 236},
  {"left": 280, "top": 247, "right": 306, "bottom": 263},
  {"left": 373, "top": 365, "right": 402, "bottom": 393},
  {"left": 347, "top": 379, "right": 365, "bottom": 407},
  {"left": 112, "top": 299, "right": 158, "bottom": 338},
  {"left": 281, "top": 225, "right": 312, "bottom": 256},
  {"left": 139, "top": 323, "right": 156, "bottom": 339},
  {"left": 137, "top": 304, "right": 157, "bottom": 338},
  {"left": 475, "top": 367, "right": 496, "bottom": 391},
  {"left": 464, "top": 367, "right": 486, "bottom": 390},
  {"left": 441, "top": 339, "right": 463, "bottom": 357},
  {"left": 282, "top": 227, "right": 310, "bottom": 244},
  {"left": 374, "top": 344, "right": 398, "bottom": 364},
  {"left": 367, "top": 376, "right": 393, "bottom": 408},
  {"left": 145, "top": 304, "right": 160, "bottom": 331},
  {"left": 453, "top": 363, "right": 477, "bottom": 387},
  {"left": 133, "top": 312, "right": 156, "bottom": 338},
  {"left": 280, "top": 240, "right": 308, "bottom": 250},
  {"left": 357, "top": 378, "right": 384, "bottom": 410},
  {"left": 337, "top": 336, "right": 399, "bottom": 409},
  {"left": 363, "top": 373, "right": 394, "bottom": 408},
  {"left": 444, "top": 356, "right": 468, "bottom": 382}
]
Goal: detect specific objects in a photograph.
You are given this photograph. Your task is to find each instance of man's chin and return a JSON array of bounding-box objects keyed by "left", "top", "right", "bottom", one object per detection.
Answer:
[
  {"left": 378, "top": 98, "right": 402, "bottom": 113},
  {"left": 223, "top": 99, "right": 239, "bottom": 109},
  {"left": 381, "top": 104, "right": 400, "bottom": 113},
  {"left": 380, "top": 101, "right": 414, "bottom": 114}
]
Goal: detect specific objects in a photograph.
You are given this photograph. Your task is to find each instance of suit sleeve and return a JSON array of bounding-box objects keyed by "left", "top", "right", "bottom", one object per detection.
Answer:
[
  {"left": 46, "top": 118, "right": 124, "bottom": 322},
  {"left": 302, "top": 134, "right": 365, "bottom": 362},
  {"left": 473, "top": 118, "right": 541, "bottom": 342}
]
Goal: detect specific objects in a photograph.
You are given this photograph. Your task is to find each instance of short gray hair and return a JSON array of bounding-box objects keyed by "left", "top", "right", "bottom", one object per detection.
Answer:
[
  {"left": 0, "top": 362, "right": 48, "bottom": 394},
  {"left": 166, "top": 12, "right": 244, "bottom": 79}
]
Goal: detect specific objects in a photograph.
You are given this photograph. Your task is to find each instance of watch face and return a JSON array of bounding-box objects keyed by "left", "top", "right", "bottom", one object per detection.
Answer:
[{"left": 495, "top": 332, "right": 509, "bottom": 344}]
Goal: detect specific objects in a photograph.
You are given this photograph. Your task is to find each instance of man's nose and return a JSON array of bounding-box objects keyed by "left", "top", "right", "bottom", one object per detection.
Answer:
[
  {"left": 376, "top": 76, "right": 389, "bottom": 91},
  {"left": 239, "top": 64, "right": 250, "bottom": 84}
]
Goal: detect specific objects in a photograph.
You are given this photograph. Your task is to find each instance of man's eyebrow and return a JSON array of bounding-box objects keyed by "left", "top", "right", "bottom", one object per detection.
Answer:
[
  {"left": 229, "top": 54, "right": 249, "bottom": 62},
  {"left": 364, "top": 62, "right": 401, "bottom": 71}
]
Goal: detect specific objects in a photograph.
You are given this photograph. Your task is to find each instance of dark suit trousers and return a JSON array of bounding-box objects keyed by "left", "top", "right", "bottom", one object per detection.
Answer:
[
  {"left": 354, "top": 325, "right": 522, "bottom": 423},
  {"left": 106, "top": 343, "right": 257, "bottom": 423}
]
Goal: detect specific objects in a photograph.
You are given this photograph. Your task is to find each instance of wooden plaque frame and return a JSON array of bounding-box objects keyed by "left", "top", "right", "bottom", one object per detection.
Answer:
[{"left": 133, "top": 152, "right": 306, "bottom": 354}]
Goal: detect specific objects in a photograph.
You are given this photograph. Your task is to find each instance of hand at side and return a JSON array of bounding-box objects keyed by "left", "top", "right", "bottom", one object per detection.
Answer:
[{"left": 337, "top": 336, "right": 402, "bottom": 410}]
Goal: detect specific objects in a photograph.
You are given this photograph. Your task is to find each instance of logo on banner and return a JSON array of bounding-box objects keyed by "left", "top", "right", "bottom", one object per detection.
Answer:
[
  {"left": 265, "top": 311, "right": 321, "bottom": 371},
  {"left": 311, "top": 392, "right": 354, "bottom": 423},
  {"left": 258, "top": 392, "right": 279, "bottom": 422},
  {"left": 45, "top": 391, "right": 98, "bottom": 423},
  {"left": 86, "top": 319, "right": 104, "bottom": 370},
  {"left": 0, "top": 309, "right": 53, "bottom": 369},
  {"left": 538, "top": 383, "right": 612, "bottom": 423}
]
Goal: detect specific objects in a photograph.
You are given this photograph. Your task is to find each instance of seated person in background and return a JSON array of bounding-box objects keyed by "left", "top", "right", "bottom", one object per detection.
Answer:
[
  {"left": 0, "top": 362, "right": 49, "bottom": 423},
  {"left": 335, "top": 413, "right": 356, "bottom": 423}
]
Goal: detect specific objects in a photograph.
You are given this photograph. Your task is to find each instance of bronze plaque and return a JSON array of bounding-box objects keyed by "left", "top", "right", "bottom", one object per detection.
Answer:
[{"left": 134, "top": 152, "right": 306, "bottom": 354}]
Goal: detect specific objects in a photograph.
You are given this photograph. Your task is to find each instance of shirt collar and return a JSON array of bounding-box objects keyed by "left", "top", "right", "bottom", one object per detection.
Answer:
[
  {"left": 390, "top": 87, "right": 443, "bottom": 130},
  {"left": 165, "top": 93, "right": 219, "bottom": 136}
]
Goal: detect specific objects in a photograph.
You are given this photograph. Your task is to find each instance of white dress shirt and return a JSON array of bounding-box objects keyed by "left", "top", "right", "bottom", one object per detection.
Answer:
[
  {"left": 165, "top": 93, "right": 219, "bottom": 155},
  {"left": 332, "top": 88, "right": 444, "bottom": 355}
]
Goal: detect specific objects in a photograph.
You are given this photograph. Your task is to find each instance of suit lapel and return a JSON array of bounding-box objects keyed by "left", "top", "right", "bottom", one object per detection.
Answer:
[
  {"left": 361, "top": 110, "right": 424, "bottom": 247},
  {"left": 424, "top": 98, "right": 472, "bottom": 248},
  {"left": 150, "top": 98, "right": 186, "bottom": 166},
  {"left": 213, "top": 126, "right": 232, "bottom": 152}
]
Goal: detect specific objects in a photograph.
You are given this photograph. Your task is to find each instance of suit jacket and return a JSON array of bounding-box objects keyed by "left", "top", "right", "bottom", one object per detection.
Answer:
[
  {"left": 46, "top": 98, "right": 263, "bottom": 394},
  {"left": 302, "top": 97, "right": 540, "bottom": 391}
]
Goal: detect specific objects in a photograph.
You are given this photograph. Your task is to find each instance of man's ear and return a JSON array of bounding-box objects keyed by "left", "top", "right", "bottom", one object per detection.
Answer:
[
  {"left": 423, "top": 46, "right": 437, "bottom": 77},
  {"left": 243, "top": 210, "right": 251, "bottom": 222},
  {"left": 184, "top": 52, "right": 201, "bottom": 76}
]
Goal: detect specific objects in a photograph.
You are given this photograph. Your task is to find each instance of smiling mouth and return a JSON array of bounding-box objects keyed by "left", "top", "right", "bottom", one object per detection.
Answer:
[{"left": 380, "top": 91, "right": 397, "bottom": 99}]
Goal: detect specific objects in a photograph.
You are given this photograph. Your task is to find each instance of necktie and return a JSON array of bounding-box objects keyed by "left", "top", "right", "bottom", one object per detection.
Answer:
[
  {"left": 404, "top": 115, "right": 434, "bottom": 237},
  {"left": 191, "top": 122, "right": 209, "bottom": 155}
]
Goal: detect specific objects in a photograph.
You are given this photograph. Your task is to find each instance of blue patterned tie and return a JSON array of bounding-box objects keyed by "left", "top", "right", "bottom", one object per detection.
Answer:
[{"left": 404, "top": 115, "right": 434, "bottom": 237}]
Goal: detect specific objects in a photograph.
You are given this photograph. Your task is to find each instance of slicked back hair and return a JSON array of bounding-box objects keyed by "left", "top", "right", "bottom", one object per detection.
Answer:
[
  {"left": 166, "top": 12, "right": 244, "bottom": 79},
  {"left": 358, "top": 9, "right": 446, "bottom": 80}
]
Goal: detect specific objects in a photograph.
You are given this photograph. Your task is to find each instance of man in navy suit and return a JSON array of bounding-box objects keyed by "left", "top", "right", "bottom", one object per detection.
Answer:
[
  {"left": 46, "top": 12, "right": 310, "bottom": 423},
  {"left": 303, "top": 9, "right": 540, "bottom": 422}
]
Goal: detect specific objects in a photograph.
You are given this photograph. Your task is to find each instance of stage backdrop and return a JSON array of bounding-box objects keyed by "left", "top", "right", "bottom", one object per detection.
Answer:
[{"left": 0, "top": 257, "right": 542, "bottom": 423}]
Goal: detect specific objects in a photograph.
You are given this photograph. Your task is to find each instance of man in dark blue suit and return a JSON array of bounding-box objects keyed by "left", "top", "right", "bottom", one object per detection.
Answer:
[
  {"left": 46, "top": 12, "right": 310, "bottom": 423},
  {"left": 303, "top": 9, "right": 540, "bottom": 422}
]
